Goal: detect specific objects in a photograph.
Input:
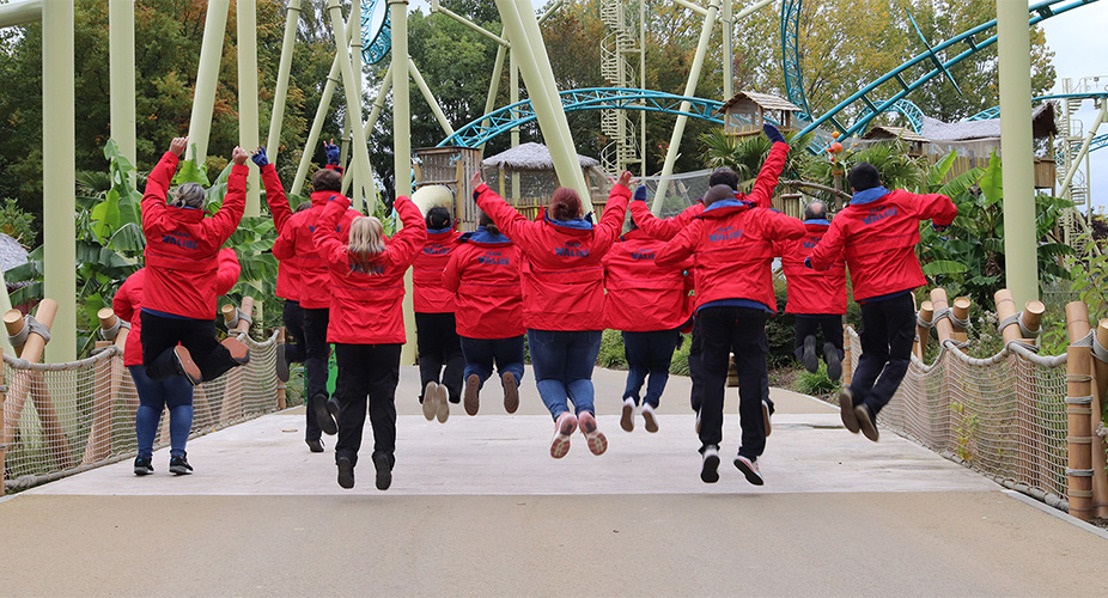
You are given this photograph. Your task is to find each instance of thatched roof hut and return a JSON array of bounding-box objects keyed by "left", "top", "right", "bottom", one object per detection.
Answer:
[{"left": 0, "top": 233, "right": 28, "bottom": 273}]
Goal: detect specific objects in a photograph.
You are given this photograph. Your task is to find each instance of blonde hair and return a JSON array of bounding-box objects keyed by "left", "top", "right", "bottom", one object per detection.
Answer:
[{"left": 348, "top": 216, "right": 386, "bottom": 262}]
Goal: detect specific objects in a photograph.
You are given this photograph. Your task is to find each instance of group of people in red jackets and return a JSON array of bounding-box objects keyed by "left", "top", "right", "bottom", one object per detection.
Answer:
[{"left": 121, "top": 120, "right": 955, "bottom": 490}]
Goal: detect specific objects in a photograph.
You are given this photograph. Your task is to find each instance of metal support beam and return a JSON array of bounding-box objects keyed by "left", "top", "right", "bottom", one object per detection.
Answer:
[
  {"left": 722, "top": 0, "right": 732, "bottom": 100},
  {"left": 479, "top": 43, "right": 507, "bottom": 152},
  {"left": 186, "top": 0, "right": 230, "bottom": 167},
  {"left": 409, "top": 57, "right": 455, "bottom": 136},
  {"left": 430, "top": 1, "right": 510, "bottom": 47},
  {"left": 997, "top": 0, "right": 1038, "bottom": 306},
  {"left": 291, "top": 55, "right": 341, "bottom": 196},
  {"left": 325, "top": 0, "right": 375, "bottom": 211},
  {"left": 238, "top": 0, "right": 260, "bottom": 216},
  {"left": 42, "top": 0, "right": 75, "bottom": 363},
  {"left": 0, "top": 0, "right": 40, "bottom": 28},
  {"left": 343, "top": 63, "right": 393, "bottom": 200},
  {"left": 109, "top": 0, "right": 136, "bottom": 183},
  {"left": 509, "top": 46, "right": 520, "bottom": 199},
  {"left": 1059, "top": 100, "right": 1107, "bottom": 198},
  {"left": 539, "top": 0, "right": 565, "bottom": 24},
  {"left": 652, "top": 0, "right": 721, "bottom": 213},
  {"left": 266, "top": 0, "right": 302, "bottom": 165},
  {"left": 391, "top": 0, "right": 417, "bottom": 364},
  {"left": 351, "top": 0, "right": 367, "bottom": 207}
]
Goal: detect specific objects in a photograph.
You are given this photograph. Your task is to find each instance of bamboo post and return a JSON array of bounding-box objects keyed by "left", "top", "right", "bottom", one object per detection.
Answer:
[
  {"left": 99, "top": 307, "right": 132, "bottom": 453},
  {"left": 0, "top": 346, "right": 5, "bottom": 496},
  {"left": 81, "top": 339, "right": 113, "bottom": 465},
  {"left": 2, "top": 302, "right": 51, "bottom": 452},
  {"left": 219, "top": 298, "right": 253, "bottom": 424},
  {"left": 276, "top": 328, "right": 287, "bottom": 410},
  {"left": 1089, "top": 319, "right": 1108, "bottom": 518},
  {"left": 930, "top": 289, "right": 954, "bottom": 344},
  {"left": 1064, "top": 301, "right": 1095, "bottom": 520},
  {"left": 841, "top": 324, "right": 853, "bottom": 387},
  {"left": 996, "top": 289, "right": 1045, "bottom": 346},
  {"left": 915, "top": 300, "right": 934, "bottom": 360},
  {"left": 951, "top": 296, "right": 971, "bottom": 344}
]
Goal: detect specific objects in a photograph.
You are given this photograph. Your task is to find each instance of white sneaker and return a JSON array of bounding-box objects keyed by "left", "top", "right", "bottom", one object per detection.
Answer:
[
  {"left": 700, "top": 446, "right": 720, "bottom": 483},
  {"left": 421, "top": 381, "right": 437, "bottom": 421},
  {"left": 641, "top": 403, "right": 659, "bottom": 433},
  {"left": 578, "top": 411, "right": 607, "bottom": 456},
  {"left": 734, "top": 454, "right": 764, "bottom": 486},
  {"left": 620, "top": 398, "right": 635, "bottom": 432},
  {"left": 434, "top": 382, "right": 450, "bottom": 423},
  {"left": 550, "top": 412, "right": 578, "bottom": 459}
]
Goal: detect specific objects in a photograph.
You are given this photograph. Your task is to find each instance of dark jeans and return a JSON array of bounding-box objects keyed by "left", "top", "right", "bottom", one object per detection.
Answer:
[
  {"left": 302, "top": 307, "right": 331, "bottom": 440},
  {"left": 282, "top": 299, "right": 306, "bottom": 364},
  {"left": 793, "top": 314, "right": 844, "bottom": 361},
  {"left": 697, "top": 306, "right": 769, "bottom": 459},
  {"left": 689, "top": 316, "right": 704, "bottom": 413},
  {"left": 849, "top": 293, "right": 915, "bottom": 419},
  {"left": 129, "top": 365, "right": 193, "bottom": 458},
  {"left": 333, "top": 343, "right": 401, "bottom": 468},
  {"left": 140, "top": 311, "right": 239, "bottom": 382},
  {"left": 622, "top": 329, "right": 681, "bottom": 407},
  {"left": 527, "top": 329, "right": 602, "bottom": 420},
  {"left": 415, "top": 312, "right": 464, "bottom": 402},
  {"left": 460, "top": 335, "right": 525, "bottom": 388}
]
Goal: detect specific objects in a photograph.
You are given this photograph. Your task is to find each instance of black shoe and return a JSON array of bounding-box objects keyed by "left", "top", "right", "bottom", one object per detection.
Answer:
[
  {"left": 734, "top": 454, "right": 764, "bottom": 486},
  {"left": 373, "top": 453, "right": 392, "bottom": 491},
  {"left": 172, "top": 346, "right": 203, "bottom": 386},
  {"left": 801, "top": 335, "right": 818, "bottom": 373},
  {"left": 825, "top": 342, "right": 842, "bottom": 381},
  {"left": 855, "top": 405, "right": 880, "bottom": 442},
  {"left": 134, "top": 455, "right": 154, "bottom": 476},
  {"left": 306, "top": 438, "right": 324, "bottom": 453},
  {"left": 311, "top": 393, "right": 337, "bottom": 436},
  {"left": 839, "top": 387, "right": 860, "bottom": 433},
  {"left": 276, "top": 344, "right": 290, "bottom": 382},
  {"left": 337, "top": 456, "right": 355, "bottom": 489},
  {"left": 169, "top": 453, "right": 193, "bottom": 475},
  {"left": 326, "top": 397, "right": 341, "bottom": 421},
  {"left": 700, "top": 446, "right": 720, "bottom": 484}
]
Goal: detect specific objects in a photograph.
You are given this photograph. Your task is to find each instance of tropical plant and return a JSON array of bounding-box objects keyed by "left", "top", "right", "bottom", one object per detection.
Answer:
[{"left": 0, "top": 197, "right": 37, "bottom": 246}]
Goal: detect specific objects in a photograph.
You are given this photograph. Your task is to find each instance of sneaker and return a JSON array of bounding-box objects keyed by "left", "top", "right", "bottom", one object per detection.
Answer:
[
  {"left": 221, "top": 337, "right": 250, "bottom": 365},
  {"left": 464, "top": 374, "right": 481, "bottom": 416},
  {"left": 641, "top": 403, "right": 659, "bottom": 433},
  {"left": 578, "top": 411, "right": 607, "bottom": 456},
  {"left": 620, "top": 398, "right": 635, "bottom": 432},
  {"left": 549, "top": 412, "right": 578, "bottom": 459},
  {"left": 421, "top": 381, "right": 438, "bottom": 421},
  {"left": 733, "top": 454, "right": 764, "bottom": 486},
  {"left": 762, "top": 399, "right": 773, "bottom": 438},
  {"left": 134, "top": 455, "right": 154, "bottom": 476},
  {"left": 276, "top": 344, "right": 290, "bottom": 382},
  {"left": 839, "top": 387, "right": 859, "bottom": 433},
  {"left": 824, "top": 342, "right": 842, "bottom": 381},
  {"left": 373, "top": 453, "right": 392, "bottom": 491},
  {"left": 855, "top": 405, "right": 879, "bottom": 442},
  {"left": 700, "top": 446, "right": 720, "bottom": 483},
  {"left": 311, "top": 393, "right": 337, "bottom": 435},
  {"left": 169, "top": 453, "right": 193, "bottom": 476},
  {"left": 801, "top": 335, "right": 818, "bottom": 373},
  {"left": 434, "top": 383, "right": 450, "bottom": 423},
  {"left": 337, "top": 456, "right": 355, "bottom": 489},
  {"left": 502, "top": 372, "right": 519, "bottom": 414},
  {"left": 306, "top": 438, "right": 324, "bottom": 453},
  {"left": 172, "top": 346, "right": 202, "bottom": 385}
]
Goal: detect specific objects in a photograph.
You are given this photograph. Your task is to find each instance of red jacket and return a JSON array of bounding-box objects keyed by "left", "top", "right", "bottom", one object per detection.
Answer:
[
  {"left": 314, "top": 195, "right": 426, "bottom": 344},
  {"left": 116, "top": 249, "right": 241, "bottom": 367},
  {"left": 413, "top": 228, "right": 463, "bottom": 313},
  {"left": 657, "top": 199, "right": 805, "bottom": 312},
  {"left": 603, "top": 229, "right": 692, "bottom": 331},
  {"left": 808, "top": 188, "right": 957, "bottom": 302},
  {"left": 475, "top": 183, "right": 630, "bottom": 331},
  {"left": 260, "top": 163, "right": 304, "bottom": 302},
  {"left": 272, "top": 190, "right": 360, "bottom": 309},
  {"left": 777, "top": 220, "right": 847, "bottom": 315},
  {"left": 442, "top": 227, "right": 524, "bottom": 339},
  {"left": 140, "top": 152, "right": 246, "bottom": 319}
]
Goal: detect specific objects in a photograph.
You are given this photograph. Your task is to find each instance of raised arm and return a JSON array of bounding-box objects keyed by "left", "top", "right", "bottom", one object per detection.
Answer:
[
  {"left": 312, "top": 195, "right": 352, "bottom": 264},
  {"left": 655, "top": 220, "right": 701, "bottom": 268},
  {"left": 631, "top": 200, "right": 702, "bottom": 241},
  {"left": 909, "top": 191, "right": 957, "bottom": 227},
  {"left": 204, "top": 147, "right": 249, "bottom": 246},
  {"left": 807, "top": 219, "right": 846, "bottom": 271},
  {"left": 474, "top": 183, "right": 536, "bottom": 249},
  {"left": 214, "top": 248, "right": 242, "bottom": 295},
  {"left": 593, "top": 172, "right": 633, "bottom": 251},
  {"left": 384, "top": 196, "right": 429, "bottom": 268},
  {"left": 140, "top": 137, "right": 187, "bottom": 236},
  {"left": 746, "top": 126, "right": 789, "bottom": 209},
  {"left": 253, "top": 147, "right": 293, "bottom": 233},
  {"left": 113, "top": 272, "right": 140, "bottom": 323}
]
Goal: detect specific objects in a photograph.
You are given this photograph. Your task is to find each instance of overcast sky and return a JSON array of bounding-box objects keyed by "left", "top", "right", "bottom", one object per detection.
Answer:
[{"left": 406, "top": 1, "right": 1107, "bottom": 208}]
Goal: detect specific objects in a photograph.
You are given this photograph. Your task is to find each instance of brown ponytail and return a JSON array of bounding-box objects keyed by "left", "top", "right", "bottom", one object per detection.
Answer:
[{"left": 549, "top": 187, "right": 582, "bottom": 221}]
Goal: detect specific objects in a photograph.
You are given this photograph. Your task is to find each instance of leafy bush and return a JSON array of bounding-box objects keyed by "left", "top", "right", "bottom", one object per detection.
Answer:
[
  {"left": 0, "top": 197, "right": 37, "bottom": 246},
  {"left": 795, "top": 362, "right": 838, "bottom": 397},
  {"left": 597, "top": 328, "right": 628, "bottom": 369}
]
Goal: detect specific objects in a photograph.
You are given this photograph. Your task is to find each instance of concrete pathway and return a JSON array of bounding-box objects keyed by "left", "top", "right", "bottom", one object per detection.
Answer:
[{"left": 1, "top": 367, "right": 1105, "bottom": 597}]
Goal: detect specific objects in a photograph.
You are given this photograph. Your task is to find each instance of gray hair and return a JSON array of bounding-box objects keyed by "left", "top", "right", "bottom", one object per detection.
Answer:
[
  {"left": 172, "top": 183, "right": 205, "bottom": 209},
  {"left": 803, "top": 201, "right": 827, "bottom": 221}
]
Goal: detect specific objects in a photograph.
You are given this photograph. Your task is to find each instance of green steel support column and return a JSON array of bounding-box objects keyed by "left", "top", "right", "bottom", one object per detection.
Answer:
[
  {"left": 238, "top": 0, "right": 260, "bottom": 216},
  {"left": 339, "top": 117, "right": 351, "bottom": 177},
  {"left": 186, "top": 0, "right": 230, "bottom": 166},
  {"left": 0, "top": 0, "right": 40, "bottom": 27},
  {"left": 344, "top": 63, "right": 392, "bottom": 203},
  {"left": 42, "top": 0, "right": 75, "bottom": 363},
  {"left": 266, "top": 0, "right": 302, "bottom": 165},
  {"left": 290, "top": 54, "right": 341, "bottom": 196},
  {"left": 639, "top": 0, "right": 646, "bottom": 178},
  {"left": 409, "top": 57, "right": 454, "bottom": 136},
  {"left": 509, "top": 46, "right": 520, "bottom": 200},
  {"left": 997, "top": 0, "right": 1038, "bottom": 306},
  {"left": 722, "top": 0, "right": 732, "bottom": 100},
  {"left": 478, "top": 43, "right": 507, "bottom": 152},
  {"left": 652, "top": 0, "right": 721, "bottom": 214},
  {"left": 326, "top": 0, "right": 375, "bottom": 214},
  {"left": 390, "top": 0, "right": 417, "bottom": 364},
  {"left": 352, "top": 0, "right": 366, "bottom": 205},
  {"left": 496, "top": 0, "right": 590, "bottom": 210},
  {"left": 109, "top": 0, "right": 136, "bottom": 184},
  {"left": 1059, "top": 100, "right": 1107, "bottom": 198}
]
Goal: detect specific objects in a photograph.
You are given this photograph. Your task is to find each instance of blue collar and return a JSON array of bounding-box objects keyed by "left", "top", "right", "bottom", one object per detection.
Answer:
[
  {"left": 850, "top": 186, "right": 890, "bottom": 205},
  {"left": 544, "top": 214, "right": 593, "bottom": 230},
  {"left": 805, "top": 219, "right": 831, "bottom": 226},
  {"left": 427, "top": 226, "right": 453, "bottom": 235},
  {"left": 703, "top": 198, "right": 748, "bottom": 213},
  {"left": 462, "top": 226, "right": 511, "bottom": 245}
]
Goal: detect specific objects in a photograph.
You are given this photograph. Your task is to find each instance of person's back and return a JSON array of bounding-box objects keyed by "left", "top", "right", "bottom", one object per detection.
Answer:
[
  {"left": 780, "top": 212, "right": 846, "bottom": 316},
  {"left": 444, "top": 226, "right": 524, "bottom": 340},
  {"left": 603, "top": 229, "right": 691, "bottom": 333},
  {"left": 275, "top": 187, "right": 360, "bottom": 310},
  {"left": 413, "top": 208, "right": 463, "bottom": 313}
]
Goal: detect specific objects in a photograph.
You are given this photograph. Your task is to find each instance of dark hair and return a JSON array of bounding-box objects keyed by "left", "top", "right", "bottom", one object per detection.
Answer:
[
  {"left": 426, "top": 206, "right": 452, "bottom": 230},
  {"left": 847, "top": 162, "right": 881, "bottom": 191},
  {"left": 549, "top": 187, "right": 582, "bottom": 221},
  {"left": 703, "top": 184, "right": 736, "bottom": 207},
  {"left": 478, "top": 210, "right": 500, "bottom": 235},
  {"left": 709, "top": 167, "right": 739, "bottom": 191},
  {"left": 312, "top": 168, "right": 342, "bottom": 192},
  {"left": 294, "top": 200, "right": 311, "bottom": 213},
  {"left": 803, "top": 201, "right": 827, "bottom": 221}
]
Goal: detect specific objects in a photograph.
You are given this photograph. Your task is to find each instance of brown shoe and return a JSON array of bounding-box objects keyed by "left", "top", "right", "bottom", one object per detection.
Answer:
[
  {"left": 502, "top": 372, "right": 519, "bottom": 414},
  {"left": 839, "top": 387, "right": 859, "bottom": 433},
  {"left": 221, "top": 337, "right": 250, "bottom": 365},
  {"left": 855, "top": 405, "right": 879, "bottom": 442},
  {"left": 172, "top": 346, "right": 202, "bottom": 385},
  {"left": 464, "top": 374, "right": 481, "bottom": 416}
]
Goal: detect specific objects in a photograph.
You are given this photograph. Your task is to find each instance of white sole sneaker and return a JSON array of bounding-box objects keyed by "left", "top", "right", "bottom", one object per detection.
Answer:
[
  {"left": 641, "top": 404, "right": 659, "bottom": 433},
  {"left": 701, "top": 448, "right": 720, "bottom": 483},
  {"left": 620, "top": 399, "right": 635, "bottom": 432},
  {"left": 578, "top": 411, "right": 607, "bottom": 456},
  {"left": 422, "top": 381, "right": 438, "bottom": 421},
  {"left": 550, "top": 413, "right": 578, "bottom": 459},
  {"left": 434, "top": 382, "right": 450, "bottom": 423}
]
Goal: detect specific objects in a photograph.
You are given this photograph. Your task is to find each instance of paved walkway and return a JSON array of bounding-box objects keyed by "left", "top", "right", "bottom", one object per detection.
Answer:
[{"left": 2, "top": 367, "right": 1106, "bottom": 596}]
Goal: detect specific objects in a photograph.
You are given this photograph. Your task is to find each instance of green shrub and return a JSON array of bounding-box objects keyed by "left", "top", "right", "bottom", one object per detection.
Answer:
[
  {"left": 597, "top": 328, "right": 628, "bottom": 369},
  {"left": 669, "top": 334, "right": 692, "bottom": 375},
  {"left": 795, "top": 362, "right": 838, "bottom": 397},
  {"left": 0, "top": 197, "right": 37, "bottom": 246}
]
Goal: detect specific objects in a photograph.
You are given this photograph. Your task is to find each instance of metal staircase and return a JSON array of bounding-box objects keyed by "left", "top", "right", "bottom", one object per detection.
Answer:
[{"left": 599, "top": 1, "right": 644, "bottom": 174}]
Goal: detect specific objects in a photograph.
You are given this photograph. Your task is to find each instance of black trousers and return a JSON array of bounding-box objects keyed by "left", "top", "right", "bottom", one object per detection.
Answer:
[
  {"left": 141, "top": 311, "right": 240, "bottom": 382},
  {"left": 415, "top": 312, "right": 464, "bottom": 403},
  {"left": 333, "top": 343, "right": 401, "bottom": 468},
  {"left": 697, "top": 306, "right": 769, "bottom": 459},
  {"left": 849, "top": 293, "right": 915, "bottom": 418},
  {"left": 302, "top": 307, "right": 331, "bottom": 440},
  {"left": 793, "top": 314, "right": 844, "bottom": 361},
  {"left": 282, "top": 299, "right": 306, "bottom": 364},
  {"left": 688, "top": 316, "right": 705, "bottom": 413}
]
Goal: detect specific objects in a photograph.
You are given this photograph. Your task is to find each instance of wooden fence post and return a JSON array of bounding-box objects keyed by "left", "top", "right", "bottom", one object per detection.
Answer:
[
  {"left": 951, "top": 296, "right": 972, "bottom": 344},
  {"left": 219, "top": 298, "right": 253, "bottom": 424},
  {"left": 996, "top": 289, "right": 1045, "bottom": 346},
  {"left": 1064, "top": 301, "right": 1095, "bottom": 520},
  {"left": 1089, "top": 319, "right": 1108, "bottom": 519},
  {"left": 915, "top": 300, "right": 934, "bottom": 360},
  {"left": 841, "top": 324, "right": 853, "bottom": 387},
  {"left": 1, "top": 347, "right": 5, "bottom": 497},
  {"left": 276, "top": 327, "right": 287, "bottom": 410}
]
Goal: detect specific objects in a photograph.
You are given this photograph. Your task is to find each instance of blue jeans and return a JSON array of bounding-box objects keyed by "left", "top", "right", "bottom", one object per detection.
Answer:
[
  {"left": 460, "top": 335, "right": 525, "bottom": 388},
  {"left": 129, "top": 365, "right": 194, "bottom": 458},
  {"left": 527, "top": 329, "right": 602, "bottom": 420},
  {"left": 622, "top": 329, "right": 681, "bottom": 407}
]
